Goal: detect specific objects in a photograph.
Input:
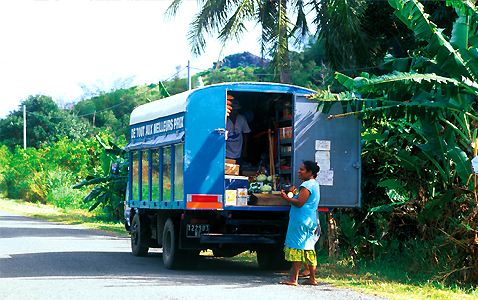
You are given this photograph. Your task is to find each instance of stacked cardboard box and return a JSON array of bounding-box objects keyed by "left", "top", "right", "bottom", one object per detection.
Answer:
[{"left": 225, "top": 159, "right": 240, "bottom": 175}]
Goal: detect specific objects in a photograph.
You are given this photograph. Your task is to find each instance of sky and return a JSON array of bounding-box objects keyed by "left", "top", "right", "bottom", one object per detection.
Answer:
[{"left": 0, "top": 0, "right": 262, "bottom": 119}]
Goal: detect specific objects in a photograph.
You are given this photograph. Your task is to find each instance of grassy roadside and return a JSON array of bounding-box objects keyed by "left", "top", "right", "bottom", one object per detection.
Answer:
[
  {"left": 0, "top": 198, "right": 126, "bottom": 235},
  {"left": 223, "top": 251, "right": 477, "bottom": 300},
  {"left": 313, "top": 261, "right": 477, "bottom": 300},
  {"left": 1, "top": 198, "right": 476, "bottom": 299}
]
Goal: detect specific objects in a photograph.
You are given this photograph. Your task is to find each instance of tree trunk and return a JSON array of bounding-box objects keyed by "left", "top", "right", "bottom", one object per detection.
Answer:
[
  {"left": 278, "top": 0, "right": 291, "bottom": 84},
  {"left": 327, "top": 212, "right": 340, "bottom": 258},
  {"left": 279, "top": 57, "right": 291, "bottom": 84}
]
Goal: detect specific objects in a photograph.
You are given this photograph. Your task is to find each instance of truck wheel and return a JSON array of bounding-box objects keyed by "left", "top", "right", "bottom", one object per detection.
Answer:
[
  {"left": 257, "top": 249, "right": 291, "bottom": 271},
  {"left": 162, "top": 218, "right": 200, "bottom": 270},
  {"left": 162, "top": 218, "right": 184, "bottom": 269},
  {"left": 131, "top": 214, "right": 149, "bottom": 257}
]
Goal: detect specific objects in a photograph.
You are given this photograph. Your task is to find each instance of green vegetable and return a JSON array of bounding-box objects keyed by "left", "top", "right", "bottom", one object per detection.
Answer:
[
  {"left": 260, "top": 185, "right": 272, "bottom": 192},
  {"left": 256, "top": 174, "right": 267, "bottom": 182}
]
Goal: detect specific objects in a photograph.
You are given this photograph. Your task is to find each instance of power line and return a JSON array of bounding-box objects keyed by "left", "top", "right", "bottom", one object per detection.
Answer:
[
  {"left": 24, "top": 66, "right": 189, "bottom": 120},
  {"left": 15, "top": 62, "right": 387, "bottom": 120},
  {"left": 163, "top": 66, "right": 188, "bottom": 82},
  {"left": 25, "top": 83, "right": 160, "bottom": 120},
  {"left": 189, "top": 64, "right": 384, "bottom": 76}
]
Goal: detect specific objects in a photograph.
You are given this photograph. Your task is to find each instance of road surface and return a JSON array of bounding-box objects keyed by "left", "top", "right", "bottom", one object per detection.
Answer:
[{"left": 0, "top": 210, "right": 386, "bottom": 300}]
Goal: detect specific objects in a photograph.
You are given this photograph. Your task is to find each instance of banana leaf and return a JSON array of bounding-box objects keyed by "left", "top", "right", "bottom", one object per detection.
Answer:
[
  {"left": 418, "top": 190, "right": 454, "bottom": 223},
  {"left": 72, "top": 176, "right": 108, "bottom": 189},
  {"left": 96, "top": 135, "right": 109, "bottom": 149},
  {"left": 105, "top": 148, "right": 125, "bottom": 156},
  {"left": 82, "top": 186, "right": 107, "bottom": 203},
  {"left": 396, "top": 150, "right": 422, "bottom": 174},
  {"left": 419, "top": 116, "right": 447, "bottom": 158},
  {"left": 339, "top": 215, "right": 358, "bottom": 243},
  {"left": 369, "top": 201, "right": 408, "bottom": 213},
  {"left": 389, "top": 0, "right": 472, "bottom": 80},
  {"left": 361, "top": 132, "right": 388, "bottom": 141},
  {"left": 377, "top": 179, "right": 406, "bottom": 191},
  {"left": 446, "top": 145, "right": 472, "bottom": 189},
  {"left": 88, "top": 201, "right": 102, "bottom": 212},
  {"left": 352, "top": 72, "right": 475, "bottom": 99},
  {"left": 158, "top": 81, "right": 171, "bottom": 98},
  {"left": 100, "top": 151, "right": 112, "bottom": 175},
  {"left": 335, "top": 73, "right": 354, "bottom": 90}
]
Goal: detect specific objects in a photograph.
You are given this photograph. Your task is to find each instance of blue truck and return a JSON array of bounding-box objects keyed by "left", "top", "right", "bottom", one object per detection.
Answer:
[{"left": 124, "top": 82, "right": 361, "bottom": 269}]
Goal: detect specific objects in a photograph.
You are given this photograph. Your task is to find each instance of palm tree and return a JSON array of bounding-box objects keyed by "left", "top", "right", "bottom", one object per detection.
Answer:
[
  {"left": 166, "top": 0, "right": 376, "bottom": 83},
  {"left": 166, "top": 0, "right": 296, "bottom": 83},
  {"left": 313, "top": 0, "right": 378, "bottom": 75}
]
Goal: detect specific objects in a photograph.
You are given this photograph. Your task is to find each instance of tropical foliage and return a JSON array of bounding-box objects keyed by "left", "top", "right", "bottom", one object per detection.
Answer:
[
  {"left": 72, "top": 136, "right": 128, "bottom": 218},
  {"left": 308, "top": 0, "right": 460, "bottom": 79},
  {"left": 0, "top": 95, "right": 92, "bottom": 150},
  {"left": 315, "top": 0, "right": 379, "bottom": 73},
  {"left": 318, "top": 0, "right": 478, "bottom": 283},
  {"left": 0, "top": 130, "right": 127, "bottom": 220},
  {"left": 0, "top": 136, "right": 100, "bottom": 204},
  {"left": 165, "top": 0, "right": 343, "bottom": 83},
  {"left": 3, "top": 0, "right": 478, "bottom": 287}
]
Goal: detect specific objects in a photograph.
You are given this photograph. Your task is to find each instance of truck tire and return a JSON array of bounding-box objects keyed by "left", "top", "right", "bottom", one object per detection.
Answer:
[
  {"left": 257, "top": 249, "right": 291, "bottom": 271},
  {"left": 162, "top": 218, "right": 199, "bottom": 269},
  {"left": 131, "top": 214, "right": 149, "bottom": 257}
]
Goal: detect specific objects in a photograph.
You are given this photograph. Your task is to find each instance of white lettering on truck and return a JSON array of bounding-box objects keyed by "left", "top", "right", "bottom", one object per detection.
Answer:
[{"left": 132, "top": 116, "right": 184, "bottom": 140}]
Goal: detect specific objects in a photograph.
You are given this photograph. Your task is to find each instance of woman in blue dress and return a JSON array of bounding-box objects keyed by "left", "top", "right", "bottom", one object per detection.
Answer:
[{"left": 280, "top": 161, "right": 320, "bottom": 286}]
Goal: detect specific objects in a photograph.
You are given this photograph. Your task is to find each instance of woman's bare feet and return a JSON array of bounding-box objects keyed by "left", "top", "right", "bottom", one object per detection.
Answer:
[
  {"left": 280, "top": 280, "right": 298, "bottom": 286},
  {"left": 298, "top": 270, "right": 310, "bottom": 278},
  {"left": 300, "top": 279, "right": 317, "bottom": 285}
]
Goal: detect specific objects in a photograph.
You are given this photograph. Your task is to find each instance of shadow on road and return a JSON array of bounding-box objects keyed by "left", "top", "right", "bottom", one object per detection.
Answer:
[
  {"left": 0, "top": 250, "right": 284, "bottom": 287},
  {"left": 0, "top": 211, "right": 286, "bottom": 288}
]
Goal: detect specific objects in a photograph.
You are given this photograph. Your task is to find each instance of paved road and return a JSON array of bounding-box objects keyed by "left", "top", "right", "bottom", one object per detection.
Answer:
[{"left": 0, "top": 210, "right": 386, "bottom": 300}]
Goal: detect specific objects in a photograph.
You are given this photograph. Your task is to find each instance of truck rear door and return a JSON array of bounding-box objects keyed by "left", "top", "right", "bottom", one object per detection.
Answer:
[{"left": 293, "top": 94, "right": 361, "bottom": 208}]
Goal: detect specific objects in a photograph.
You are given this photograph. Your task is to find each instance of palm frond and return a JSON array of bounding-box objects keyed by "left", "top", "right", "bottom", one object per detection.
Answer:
[
  {"left": 313, "top": 0, "right": 377, "bottom": 72},
  {"left": 164, "top": 0, "right": 184, "bottom": 19},
  {"left": 187, "top": 0, "right": 235, "bottom": 55},
  {"left": 258, "top": 0, "right": 292, "bottom": 81},
  {"left": 217, "top": 0, "right": 255, "bottom": 44},
  {"left": 289, "top": 0, "right": 309, "bottom": 47}
]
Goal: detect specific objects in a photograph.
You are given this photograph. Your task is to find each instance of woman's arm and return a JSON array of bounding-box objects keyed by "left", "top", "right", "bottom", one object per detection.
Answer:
[{"left": 281, "top": 187, "right": 311, "bottom": 208}]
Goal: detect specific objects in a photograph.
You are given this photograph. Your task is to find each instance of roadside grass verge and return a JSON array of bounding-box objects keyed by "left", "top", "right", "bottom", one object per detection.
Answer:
[
  {"left": 1, "top": 198, "right": 477, "bottom": 299},
  {"left": 0, "top": 198, "right": 125, "bottom": 235},
  {"left": 226, "top": 251, "right": 477, "bottom": 300},
  {"left": 313, "top": 259, "right": 477, "bottom": 300}
]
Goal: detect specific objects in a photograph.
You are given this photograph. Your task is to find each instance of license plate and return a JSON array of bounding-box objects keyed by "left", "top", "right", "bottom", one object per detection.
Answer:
[{"left": 186, "top": 224, "right": 210, "bottom": 238}]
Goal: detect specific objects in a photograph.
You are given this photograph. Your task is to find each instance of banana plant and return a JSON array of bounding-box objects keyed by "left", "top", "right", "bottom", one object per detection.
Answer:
[
  {"left": 338, "top": 214, "right": 381, "bottom": 259},
  {"left": 321, "top": 0, "right": 478, "bottom": 197},
  {"left": 316, "top": 1, "right": 478, "bottom": 278},
  {"left": 72, "top": 135, "right": 128, "bottom": 219}
]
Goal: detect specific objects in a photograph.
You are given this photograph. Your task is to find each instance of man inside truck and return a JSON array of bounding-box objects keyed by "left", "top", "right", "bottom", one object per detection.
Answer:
[{"left": 226, "top": 95, "right": 250, "bottom": 167}]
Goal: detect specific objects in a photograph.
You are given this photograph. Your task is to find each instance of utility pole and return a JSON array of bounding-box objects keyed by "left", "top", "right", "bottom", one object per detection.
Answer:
[
  {"left": 23, "top": 105, "right": 26, "bottom": 150},
  {"left": 187, "top": 60, "right": 191, "bottom": 91}
]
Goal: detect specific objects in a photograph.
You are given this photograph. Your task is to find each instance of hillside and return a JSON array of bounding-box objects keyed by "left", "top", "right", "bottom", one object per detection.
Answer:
[
  {"left": 213, "top": 52, "right": 270, "bottom": 69},
  {"left": 0, "top": 40, "right": 332, "bottom": 150}
]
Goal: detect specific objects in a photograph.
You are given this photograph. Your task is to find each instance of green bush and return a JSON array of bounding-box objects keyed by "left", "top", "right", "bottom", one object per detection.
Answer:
[
  {"left": 0, "top": 131, "right": 117, "bottom": 209},
  {"left": 45, "top": 170, "right": 89, "bottom": 209}
]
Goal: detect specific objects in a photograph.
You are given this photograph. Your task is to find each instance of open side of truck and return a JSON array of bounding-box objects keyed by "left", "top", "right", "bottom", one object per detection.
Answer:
[{"left": 124, "top": 82, "right": 361, "bottom": 269}]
